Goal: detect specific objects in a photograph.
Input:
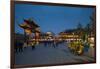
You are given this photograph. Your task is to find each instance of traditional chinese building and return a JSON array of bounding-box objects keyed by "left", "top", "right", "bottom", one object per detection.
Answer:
[{"left": 19, "top": 18, "right": 40, "bottom": 45}]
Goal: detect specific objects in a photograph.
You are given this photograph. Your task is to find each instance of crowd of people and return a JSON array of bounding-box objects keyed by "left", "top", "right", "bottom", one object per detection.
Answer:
[
  {"left": 14, "top": 39, "right": 65, "bottom": 53},
  {"left": 14, "top": 38, "right": 91, "bottom": 56}
]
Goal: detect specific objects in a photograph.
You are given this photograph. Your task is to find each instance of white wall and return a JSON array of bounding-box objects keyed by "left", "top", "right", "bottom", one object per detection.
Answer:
[{"left": 0, "top": 0, "right": 100, "bottom": 69}]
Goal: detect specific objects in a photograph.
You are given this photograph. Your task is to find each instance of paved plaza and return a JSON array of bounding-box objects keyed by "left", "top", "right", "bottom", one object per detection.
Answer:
[{"left": 15, "top": 42, "right": 95, "bottom": 66}]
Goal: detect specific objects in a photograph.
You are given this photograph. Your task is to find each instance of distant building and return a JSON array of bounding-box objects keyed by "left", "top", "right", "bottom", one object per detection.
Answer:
[{"left": 59, "top": 29, "right": 80, "bottom": 40}]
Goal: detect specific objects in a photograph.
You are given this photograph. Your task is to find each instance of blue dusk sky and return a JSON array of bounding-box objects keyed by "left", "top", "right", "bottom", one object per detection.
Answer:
[{"left": 15, "top": 3, "right": 95, "bottom": 35}]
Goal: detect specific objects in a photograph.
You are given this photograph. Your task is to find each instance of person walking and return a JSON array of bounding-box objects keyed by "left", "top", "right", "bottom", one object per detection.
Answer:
[{"left": 31, "top": 41, "right": 36, "bottom": 50}]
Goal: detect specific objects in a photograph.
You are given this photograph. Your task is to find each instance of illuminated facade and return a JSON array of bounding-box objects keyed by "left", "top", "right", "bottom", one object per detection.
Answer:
[
  {"left": 59, "top": 32, "right": 80, "bottom": 40},
  {"left": 19, "top": 19, "right": 40, "bottom": 45}
]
